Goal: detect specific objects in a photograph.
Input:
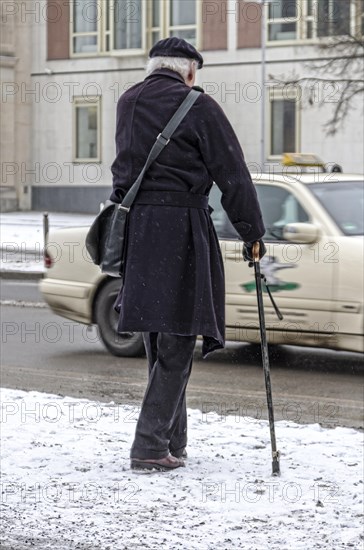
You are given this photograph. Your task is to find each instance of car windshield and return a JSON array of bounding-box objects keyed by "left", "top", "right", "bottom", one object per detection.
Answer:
[{"left": 308, "top": 181, "right": 364, "bottom": 236}]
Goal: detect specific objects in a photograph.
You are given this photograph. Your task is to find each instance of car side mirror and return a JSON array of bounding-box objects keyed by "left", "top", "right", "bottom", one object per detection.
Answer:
[{"left": 283, "top": 222, "right": 321, "bottom": 244}]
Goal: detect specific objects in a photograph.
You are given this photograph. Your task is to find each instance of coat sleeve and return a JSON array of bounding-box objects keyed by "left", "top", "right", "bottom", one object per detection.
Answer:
[{"left": 196, "top": 94, "right": 265, "bottom": 243}]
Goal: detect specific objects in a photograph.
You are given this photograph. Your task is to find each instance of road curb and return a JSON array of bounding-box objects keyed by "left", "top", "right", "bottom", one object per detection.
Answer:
[{"left": 0, "top": 271, "right": 44, "bottom": 280}]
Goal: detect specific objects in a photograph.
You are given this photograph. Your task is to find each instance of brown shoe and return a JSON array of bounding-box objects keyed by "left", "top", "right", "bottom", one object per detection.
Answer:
[
  {"left": 131, "top": 453, "right": 185, "bottom": 471},
  {"left": 170, "top": 447, "right": 188, "bottom": 459}
]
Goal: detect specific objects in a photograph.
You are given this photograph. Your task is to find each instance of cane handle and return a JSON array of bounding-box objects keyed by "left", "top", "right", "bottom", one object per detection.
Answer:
[{"left": 252, "top": 241, "right": 260, "bottom": 263}]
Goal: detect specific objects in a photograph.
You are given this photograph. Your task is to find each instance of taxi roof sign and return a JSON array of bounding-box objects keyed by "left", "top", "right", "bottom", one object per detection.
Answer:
[{"left": 282, "top": 153, "right": 325, "bottom": 168}]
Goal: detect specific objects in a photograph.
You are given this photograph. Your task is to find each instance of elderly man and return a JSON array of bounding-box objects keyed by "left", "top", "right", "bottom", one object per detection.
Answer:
[{"left": 110, "top": 38, "right": 266, "bottom": 471}]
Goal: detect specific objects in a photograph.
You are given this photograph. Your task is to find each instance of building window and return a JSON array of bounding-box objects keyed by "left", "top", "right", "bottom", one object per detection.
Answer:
[
  {"left": 148, "top": 0, "right": 198, "bottom": 47},
  {"left": 70, "top": 0, "right": 199, "bottom": 57},
  {"left": 303, "top": 0, "right": 315, "bottom": 39},
  {"left": 114, "top": 0, "right": 144, "bottom": 51},
  {"left": 267, "top": 0, "right": 361, "bottom": 42},
  {"left": 317, "top": 0, "right": 351, "bottom": 37},
  {"left": 73, "top": 98, "right": 101, "bottom": 162},
  {"left": 72, "top": 0, "right": 99, "bottom": 54},
  {"left": 269, "top": 89, "right": 300, "bottom": 157},
  {"left": 268, "top": 0, "right": 298, "bottom": 41},
  {"left": 168, "top": 0, "right": 198, "bottom": 44}
]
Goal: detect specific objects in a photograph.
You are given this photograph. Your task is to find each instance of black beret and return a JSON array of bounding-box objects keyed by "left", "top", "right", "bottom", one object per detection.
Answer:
[{"left": 149, "top": 37, "right": 204, "bottom": 69}]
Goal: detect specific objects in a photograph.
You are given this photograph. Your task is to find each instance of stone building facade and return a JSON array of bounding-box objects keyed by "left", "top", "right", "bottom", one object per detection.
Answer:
[{"left": 1, "top": 0, "right": 363, "bottom": 212}]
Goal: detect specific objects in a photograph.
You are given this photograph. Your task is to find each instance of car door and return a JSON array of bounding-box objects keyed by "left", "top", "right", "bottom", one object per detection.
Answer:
[{"left": 210, "top": 181, "right": 337, "bottom": 346}]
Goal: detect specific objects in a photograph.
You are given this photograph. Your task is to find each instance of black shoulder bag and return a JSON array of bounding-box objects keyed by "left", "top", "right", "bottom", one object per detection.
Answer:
[{"left": 85, "top": 89, "right": 201, "bottom": 278}]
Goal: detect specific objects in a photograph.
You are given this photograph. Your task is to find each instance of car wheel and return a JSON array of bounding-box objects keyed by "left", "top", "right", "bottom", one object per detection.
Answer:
[{"left": 94, "top": 278, "right": 145, "bottom": 357}]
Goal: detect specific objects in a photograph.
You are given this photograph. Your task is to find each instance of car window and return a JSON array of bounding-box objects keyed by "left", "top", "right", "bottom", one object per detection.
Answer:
[
  {"left": 255, "top": 185, "right": 309, "bottom": 241},
  {"left": 209, "top": 185, "right": 241, "bottom": 240},
  {"left": 209, "top": 184, "right": 309, "bottom": 241},
  {"left": 308, "top": 181, "right": 364, "bottom": 236}
]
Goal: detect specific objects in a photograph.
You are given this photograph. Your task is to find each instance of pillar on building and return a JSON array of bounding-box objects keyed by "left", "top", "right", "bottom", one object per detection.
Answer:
[{"left": 0, "top": 0, "right": 33, "bottom": 211}]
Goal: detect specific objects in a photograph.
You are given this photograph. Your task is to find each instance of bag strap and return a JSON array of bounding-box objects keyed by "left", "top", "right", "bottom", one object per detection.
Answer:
[{"left": 120, "top": 89, "right": 201, "bottom": 210}]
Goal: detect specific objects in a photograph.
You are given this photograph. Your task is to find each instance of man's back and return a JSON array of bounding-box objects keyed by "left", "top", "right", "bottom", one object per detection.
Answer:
[{"left": 111, "top": 68, "right": 214, "bottom": 201}]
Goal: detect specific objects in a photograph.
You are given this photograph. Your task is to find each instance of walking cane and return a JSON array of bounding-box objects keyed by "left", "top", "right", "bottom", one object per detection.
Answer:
[{"left": 252, "top": 242, "right": 281, "bottom": 476}]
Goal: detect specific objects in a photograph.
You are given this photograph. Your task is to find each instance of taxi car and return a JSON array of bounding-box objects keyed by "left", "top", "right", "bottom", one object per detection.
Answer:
[{"left": 40, "top": 168, "right": 364, "bottom": 356}]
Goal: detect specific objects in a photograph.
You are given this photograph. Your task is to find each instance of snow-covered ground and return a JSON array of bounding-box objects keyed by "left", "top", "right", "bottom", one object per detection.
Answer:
[
  {"left": 0, "top": 211, "right": 93, "bottom": 273},
  {"left": 1, "top": 388, "right": 363, "bottom": 550}
]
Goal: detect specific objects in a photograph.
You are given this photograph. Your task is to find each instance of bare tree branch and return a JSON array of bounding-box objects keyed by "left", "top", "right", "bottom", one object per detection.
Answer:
[{"left": 272, "top": 33, "right": 364, "bottom": 135}]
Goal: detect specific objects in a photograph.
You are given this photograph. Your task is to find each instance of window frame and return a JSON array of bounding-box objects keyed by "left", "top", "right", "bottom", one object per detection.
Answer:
[
  {"left": 109, "top": 0, "right": 147, "bottom": 57},
  {"left": 166, "top": 0, "right": 200, "bottom": 46},
  {"left": 268, "top": 86, "right": 301, "bottom": 160},
  {"left": 70, "top": 0, "right": 101, "bottom": 58},
  {"left": 146, "top": 0, "right": 201, "bottom": 50},
  {"left": 316, "top": 0, "right": 352, "bottom": 38},
  {"left": 70, "top": 0, "right": 201, "bottom": 58},
  {"left": 102, "top": 0, "right": 112, "bottom": 52},
  {"left": 266, "top": 0, "right": 299, "bottom": 43},
  {"left": 356, "top": 0, "right": 364, "bottom": 35},
  {"left": 267, "top": 0, "right": 362, "bottom": 46},
  {"left": 72, "top": 96, "right": 102, "bottom": 164}
]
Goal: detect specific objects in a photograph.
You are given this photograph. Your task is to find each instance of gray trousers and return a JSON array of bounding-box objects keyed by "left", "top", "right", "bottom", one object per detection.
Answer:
[{"left": 130, "top": 332, "right": 197, "bottom": 460}]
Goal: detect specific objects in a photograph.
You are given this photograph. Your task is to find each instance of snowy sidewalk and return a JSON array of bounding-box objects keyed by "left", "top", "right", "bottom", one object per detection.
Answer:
[
  {"left": 1, "top": 387, "right": 363, "bottom": 550},
  {"left": 0, "top": 211, "right": 93, "bottom": 275}
]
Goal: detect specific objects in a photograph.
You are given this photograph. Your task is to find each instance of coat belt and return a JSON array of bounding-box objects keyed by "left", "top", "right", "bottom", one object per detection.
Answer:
[{"left": 133, "top": 190, "right": 209, "bottom": 209}]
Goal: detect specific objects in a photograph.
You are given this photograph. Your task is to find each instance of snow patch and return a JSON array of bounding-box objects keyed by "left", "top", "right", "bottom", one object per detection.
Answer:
[
  {"left": 1, "top": 211, "right": 93, "bottom": 273},
  {"left": 1, "top": 388, "right": 363, "bottom": 549}
]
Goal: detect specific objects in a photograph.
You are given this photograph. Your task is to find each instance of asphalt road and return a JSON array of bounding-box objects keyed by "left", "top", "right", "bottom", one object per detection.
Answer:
[
  {"left": 1, "top": 280, "right": 363, "bottom": 430},
  {"left": 0, "top": 278, "right": 43, "bottom": 303}
]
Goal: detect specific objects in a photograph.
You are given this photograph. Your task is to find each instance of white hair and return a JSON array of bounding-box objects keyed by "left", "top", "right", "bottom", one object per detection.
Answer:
[{"left": 146, "top": 56, "right": 197, "bottom": 82}]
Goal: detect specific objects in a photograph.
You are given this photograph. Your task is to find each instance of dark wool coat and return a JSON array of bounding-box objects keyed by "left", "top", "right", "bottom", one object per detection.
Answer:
[{"left": 110, "top": 68, "right": 265, "bottom": 357}]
